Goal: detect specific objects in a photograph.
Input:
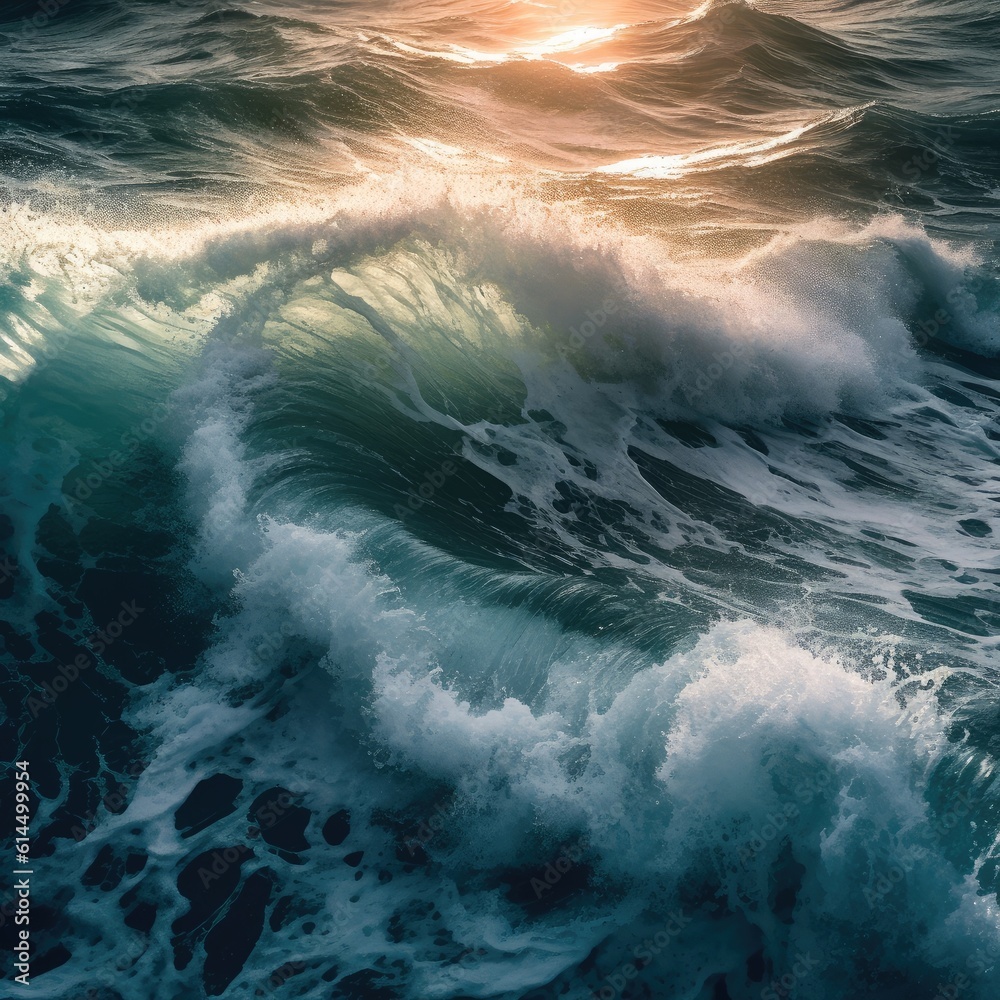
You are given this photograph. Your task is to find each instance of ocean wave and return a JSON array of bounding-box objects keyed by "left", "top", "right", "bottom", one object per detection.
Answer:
[{"left": 3, "top": 2, "right": 1000, "bottom": 997}]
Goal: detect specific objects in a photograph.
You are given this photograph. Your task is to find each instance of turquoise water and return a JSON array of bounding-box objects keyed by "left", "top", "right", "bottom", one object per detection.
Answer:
[{"left": 1, "top": 0, "right": 999, "bottom": 997}]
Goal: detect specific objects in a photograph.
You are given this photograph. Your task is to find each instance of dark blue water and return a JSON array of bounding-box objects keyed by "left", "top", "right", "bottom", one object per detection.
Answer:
[{"left": 1, "top": 1, "right": 999, "bottom": 997}]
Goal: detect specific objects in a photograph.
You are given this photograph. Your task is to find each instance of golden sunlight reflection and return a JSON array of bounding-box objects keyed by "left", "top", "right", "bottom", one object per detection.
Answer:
[
  {"left": 368, "top": 20, "right": 632, "bottom": 74},
  {"left": 596, "top": 107, "right": 863, "bottom": 179},
  {"left": 518, "top": 24, "right": 630, "bottom": 57}
]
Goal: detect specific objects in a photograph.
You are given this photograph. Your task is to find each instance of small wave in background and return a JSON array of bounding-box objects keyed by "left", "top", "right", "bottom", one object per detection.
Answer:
[{"left": 1, "top": 0, "right": 999, "bottom": 997}]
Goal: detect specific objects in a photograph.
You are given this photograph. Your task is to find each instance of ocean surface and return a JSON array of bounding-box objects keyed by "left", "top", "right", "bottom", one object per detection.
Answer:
[{"left": 1, "top": 0, "right": 999, "bottom": 997}]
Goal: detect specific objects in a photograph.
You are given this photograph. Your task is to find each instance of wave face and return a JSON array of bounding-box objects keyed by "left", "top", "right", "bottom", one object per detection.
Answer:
[{"left": 1, "top": 0, "right": 999, "bottom": 998}]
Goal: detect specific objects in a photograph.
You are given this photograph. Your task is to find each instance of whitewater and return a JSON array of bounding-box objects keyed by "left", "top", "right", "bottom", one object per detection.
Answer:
[{"left": 1, "top": 0, "right": 999, "bottom": 998}]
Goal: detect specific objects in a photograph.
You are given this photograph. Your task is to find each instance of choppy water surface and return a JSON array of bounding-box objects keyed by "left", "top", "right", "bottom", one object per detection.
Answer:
[{"left": 1, "top": 0, "right": 999, "bottom": 997}]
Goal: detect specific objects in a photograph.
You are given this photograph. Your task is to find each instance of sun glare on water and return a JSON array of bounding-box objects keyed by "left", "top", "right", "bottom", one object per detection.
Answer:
[
  {"left": 375, "top": 20, "right": 628, "bottom": 74},
  {"left": 519, "top": 23, "right": 628, "bottom": 56}
]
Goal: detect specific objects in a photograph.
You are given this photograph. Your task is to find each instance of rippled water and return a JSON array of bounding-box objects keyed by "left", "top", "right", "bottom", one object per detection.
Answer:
[{"left": 1, "top": 0, "right": 999, "bottom": 997}]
